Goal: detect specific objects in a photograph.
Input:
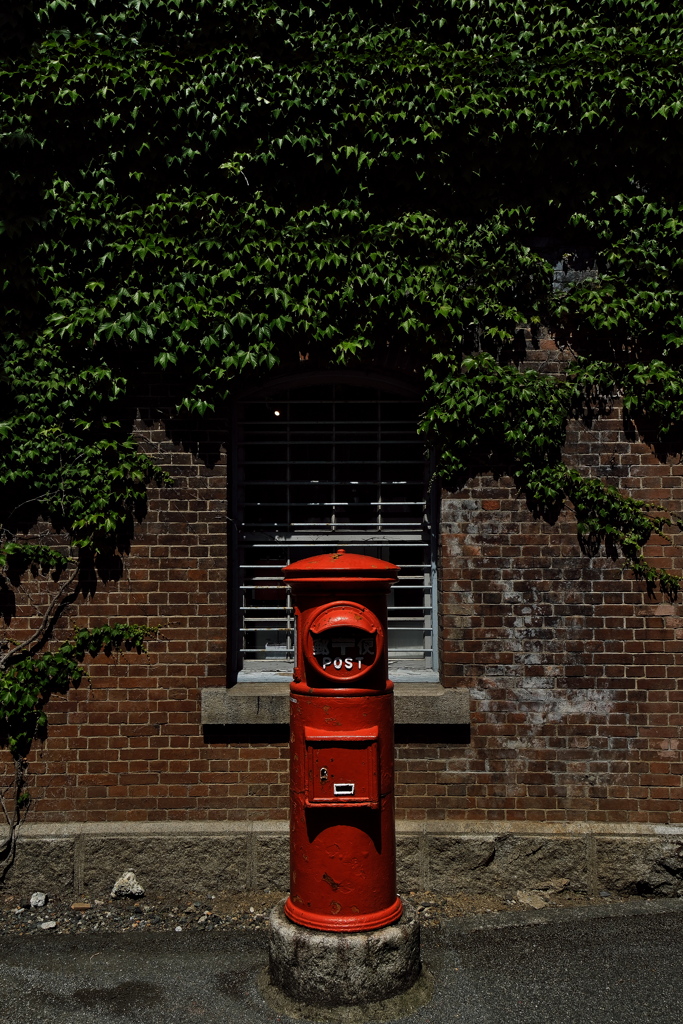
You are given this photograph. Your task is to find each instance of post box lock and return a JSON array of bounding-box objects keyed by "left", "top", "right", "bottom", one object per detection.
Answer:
[
  {"left": 304, "top": 726, "right": 379, "bottom": 808},
  {"left": 305, "top": 602, "right": 383, "bottom": 683}
]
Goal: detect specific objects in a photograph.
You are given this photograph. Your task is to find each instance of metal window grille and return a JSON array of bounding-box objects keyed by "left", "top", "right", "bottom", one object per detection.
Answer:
[{"left": 234, "top": 381, "right": 436, "bottom": 676}]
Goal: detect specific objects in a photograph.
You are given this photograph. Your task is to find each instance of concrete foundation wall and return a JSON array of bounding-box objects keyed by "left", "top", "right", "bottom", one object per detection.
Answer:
[{"left": 5, "top": 821, "right": 683, "bottom": 900}]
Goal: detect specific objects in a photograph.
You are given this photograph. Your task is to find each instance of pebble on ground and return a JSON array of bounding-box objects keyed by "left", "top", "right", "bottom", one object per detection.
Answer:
[{"left": 0, "top": 888, "right": 648, "bottom": 935}]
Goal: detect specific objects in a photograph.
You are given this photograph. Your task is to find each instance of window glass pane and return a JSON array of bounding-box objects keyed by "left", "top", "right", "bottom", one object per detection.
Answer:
[{"left": 236, "top": 382, "right": 434, "bottom": 670}]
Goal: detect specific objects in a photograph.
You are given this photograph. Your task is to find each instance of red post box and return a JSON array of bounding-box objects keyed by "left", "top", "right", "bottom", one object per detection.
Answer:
[{"left": 282, "top": 549, "right": 402, "bottom": 933}]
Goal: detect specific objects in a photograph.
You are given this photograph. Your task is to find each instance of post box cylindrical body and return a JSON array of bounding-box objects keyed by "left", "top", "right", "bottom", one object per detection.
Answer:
[{"left": 283, "top": 549, "right": 402, "bottom": 933}]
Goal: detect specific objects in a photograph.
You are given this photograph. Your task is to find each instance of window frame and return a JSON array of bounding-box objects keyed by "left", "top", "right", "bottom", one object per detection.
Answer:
[{"left": 229, "top": 370, "right": 439, "bottom": 684}]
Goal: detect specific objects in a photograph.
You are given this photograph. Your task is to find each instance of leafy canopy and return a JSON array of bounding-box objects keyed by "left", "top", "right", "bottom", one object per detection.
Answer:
[{"left": 2, "top": 0, "right": 683, "bottom": 751}]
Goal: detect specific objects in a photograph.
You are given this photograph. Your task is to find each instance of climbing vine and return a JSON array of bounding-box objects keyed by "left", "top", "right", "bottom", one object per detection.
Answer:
[
  {"left": 0, "top": 614, "right": 156, "bottom": 870},
  {"left": 3, "top": 1, "right": 683, "bottom": 807},
  {"left": 0, "top": 537, "right": 159, "bottom": 867}
]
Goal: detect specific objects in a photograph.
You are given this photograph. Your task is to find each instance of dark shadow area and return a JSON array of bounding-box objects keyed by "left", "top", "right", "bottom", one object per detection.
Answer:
[
  {"left": 394, "top": 724, "right": 471, "bottom": 745},
  {"left": 77, "top": 549, "right": 126, "bottom": 599},
  {"left": 304, "top": 805, "right": 381, "bottom": 850},
  {"left": 202, "top": 724, "right": 290, "bottom": 745},
  {"left": 74, "top": 980, "right": 164, "bottom": 1011},
  {"left": 137, "top": 380, "right": 228, "bottom": 470},
  {"left": 0, "top": 579, "right": 15, "bottom": 625},
  {"left": 202, "top": 724, "right": 472, "bottom": 745},
  {"left": 94, "top": 551, "right": 125, "bottom": 584},
  {"left": 630, "top": 415, "right": 683, "bottom": 468}
]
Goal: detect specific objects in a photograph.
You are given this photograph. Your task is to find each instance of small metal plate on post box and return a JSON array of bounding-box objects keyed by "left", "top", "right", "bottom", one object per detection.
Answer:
[{"left": 304, "top": 726, "right": 379, "bottom": 808}]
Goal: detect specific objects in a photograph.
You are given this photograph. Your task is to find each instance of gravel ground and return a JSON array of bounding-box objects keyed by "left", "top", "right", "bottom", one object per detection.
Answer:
[
  {"left": 0, "top": 886, "right": 653, "bottom": 935},
  {"left": 0, "top": 889, "right": 283, "bottom": 935}
]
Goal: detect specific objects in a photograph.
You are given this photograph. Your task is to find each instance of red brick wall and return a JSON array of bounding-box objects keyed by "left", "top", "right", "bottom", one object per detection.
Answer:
[
  {"left": 4, "top": 417, "right": 289, "bottom": 823},
  {"left": 430, "top": 371, "right": 683, "bottom": 824},
  {"left": 3, "top": 357, "right": 683, "bottom": 825}
]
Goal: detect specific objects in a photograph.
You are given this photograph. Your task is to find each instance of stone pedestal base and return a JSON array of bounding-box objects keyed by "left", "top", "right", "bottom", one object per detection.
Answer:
[{"left": 262, "top": 898, "right": 431, "bottom": 1021}]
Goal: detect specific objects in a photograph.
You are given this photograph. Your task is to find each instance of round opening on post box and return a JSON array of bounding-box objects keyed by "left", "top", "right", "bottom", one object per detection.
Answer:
[{"left": 305, "top": 602, "right": 383, "bottom": 684}]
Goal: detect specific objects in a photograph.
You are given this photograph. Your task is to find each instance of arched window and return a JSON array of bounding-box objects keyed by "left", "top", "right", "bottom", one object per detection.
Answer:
[{"left": 232, "top": 373, "right": 437, "bottom": 681}]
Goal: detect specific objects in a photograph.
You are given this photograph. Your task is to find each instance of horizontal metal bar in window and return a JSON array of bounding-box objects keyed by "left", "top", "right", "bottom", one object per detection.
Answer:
[
  {"left": 241, "top": 566, "right": 429, "bottom": 570},
  {"left": 243, "top": 530, "right": 428, "bottom": 537},
  {"left": 246, "top": 546, "right": 428, "bottom": 553},
  {"left": 242, "top": 501, "right": 425, "bottom": 510},
  {"left": 241, "top": 609, "right": 290, "bottom": 615},
  {"left": 240, "top": 582, "right": 430, "bottom": 589},
  {"left": 241, "top": 516, "right": 428, "bottom": 524},
  {"left": 242, "top": 525, "right": 428, "bottom": 533},
  {"left": 239, "top": 562, "right": 431, "bottom": 569},
  {"left": 388, "top": 606, "right": 431, "bottom": 612},
  {"left": 239, "top": 626, "right": 292, "bottom": 634},
  {"left": 388, "top": 616, "right": 431, "bottom": 622},
  {"left": 386, "top": 644, "right": 433, "bottom": 650},
  {"left": 240, "top": 554, "right": 430, "bottom": 560},
  {"left": 384, "top": 625, "right": 431, "bottom": 631},
  {"left": 243, "top": 519, "right": 428, "bottom": 526},
  {"left": 240, "top": 614, "right": 290, "bottom": 622},
  {"left": 246, "top": 495, "right": 425, "bottom": 503},
  {"left": 244, "top": 601, "right": 427, "bottom": 608},
  {"left": 245, "top": 532, "right": 424, "bottom": 539},
  {"left": 244, "top": 536, "right": 428, "bottom": 542},
  {"left": 241, "top": 565, "right": 428, "bottom": 573},
  {"left": 243, "top": 458, "right": 424, "bottom": 466},
  {"left": 240, "top": 651, "right": 295, "bottom": 656},
  {"left": 249, "top": 540, "right": 432, "bottom": 548},
  {"left": 244, "top": 466, "right": 421, "bottom": 474},
  {"left": 242, "top": 525, "right": 428, "bottom": 531},
  {"left": 238, "top": 652, "right": 434, "bottom": 659},
  {"left": 241, "top": 607, "right": 291, "bottom": 613}
]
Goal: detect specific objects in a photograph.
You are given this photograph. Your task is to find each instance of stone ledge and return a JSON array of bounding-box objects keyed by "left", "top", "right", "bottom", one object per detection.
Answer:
[
  {"left": 16, "top": 819, "right": 683, "bottom": 839},
  {"left": 393, "top": 683, "right": 469, "bottom": 725},
  {"left": 201, "top": 682, "right": 289, "bottom": 726},
  {"left": 201, "top": 683, "right": 469, "bottom": 726},
  {"left": 6, "top": 820, "right": 683, "bottom": 900},
  {"left": 237, "top": 669, "right": 441, "bottom": 684}
]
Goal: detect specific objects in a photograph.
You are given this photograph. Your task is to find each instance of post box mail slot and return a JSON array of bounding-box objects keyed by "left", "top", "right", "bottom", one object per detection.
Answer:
[
  {"left": 333, "top": 783, "right": 355, "bottom": 796},
  {"left": 305, "top": 602, "right": 383, "bottom": 684},
  {"left": 304, "top": 726, "right": 379, "bottom": 808},
  {"left": 312, "top": 627, "right": 376, "bottom": 672}
]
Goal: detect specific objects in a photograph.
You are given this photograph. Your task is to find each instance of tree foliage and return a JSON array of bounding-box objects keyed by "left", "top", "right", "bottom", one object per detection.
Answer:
[{"left": 2, "top": 1, "right": 683, "bottom": 754}]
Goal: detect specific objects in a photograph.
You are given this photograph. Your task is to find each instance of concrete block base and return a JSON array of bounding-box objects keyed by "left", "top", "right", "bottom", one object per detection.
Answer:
[
  {"left": 263, "top": 898, "right": 431, "bottom": 1020},
  {"left": 5, "top": 820, "right": 683, "bottom": 900}
]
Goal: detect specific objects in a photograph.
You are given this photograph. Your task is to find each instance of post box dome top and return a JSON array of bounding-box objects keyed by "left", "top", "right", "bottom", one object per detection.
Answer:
[{"left": 282, "top": 549, "right": 399, "bottom": 581}]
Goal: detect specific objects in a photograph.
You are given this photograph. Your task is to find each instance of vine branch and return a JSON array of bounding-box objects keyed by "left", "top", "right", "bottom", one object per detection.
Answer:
[{"left": 0, "top": 564, "right": 79, "bottom": 671}]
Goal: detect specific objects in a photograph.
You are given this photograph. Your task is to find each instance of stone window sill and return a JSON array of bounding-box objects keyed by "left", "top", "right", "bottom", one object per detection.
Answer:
[{"left": 201, "top": 680, "right": 469, "bottom": 726}]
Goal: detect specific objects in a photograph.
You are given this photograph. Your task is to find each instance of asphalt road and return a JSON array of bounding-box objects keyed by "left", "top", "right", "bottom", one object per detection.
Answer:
[{"left": 1, "top": 900, "right": 682, "bottom": 1024}]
